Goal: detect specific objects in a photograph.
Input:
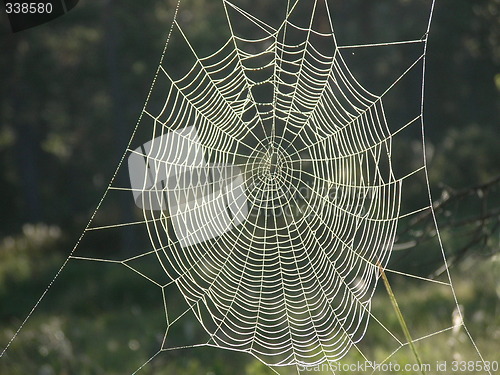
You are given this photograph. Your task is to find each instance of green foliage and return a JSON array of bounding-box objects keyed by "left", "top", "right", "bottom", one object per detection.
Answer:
[
  {"left": 1, "top": 250, "right": 498, "bottom": 374},
  {"left": 0, "top": 0, "right": 498, "bottom": 373},
  {"left": 0, "top": 224, "right": 62, "bottom": 295},
  {"left": 430, "top": 125, "right": 500, "bottom": 189}
]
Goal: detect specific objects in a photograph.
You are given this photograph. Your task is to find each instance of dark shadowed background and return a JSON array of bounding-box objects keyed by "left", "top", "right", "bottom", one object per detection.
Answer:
[{"left": 0, "top": 0, "right": 498, "bottom": 374}]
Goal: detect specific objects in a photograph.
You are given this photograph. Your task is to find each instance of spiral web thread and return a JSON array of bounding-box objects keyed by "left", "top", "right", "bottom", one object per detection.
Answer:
[
  {"left": 127, "top": 0, "right": 404, "bottom": 367},
  {"left": 2, "top": 0, "right": 492, "bottom": 374}
]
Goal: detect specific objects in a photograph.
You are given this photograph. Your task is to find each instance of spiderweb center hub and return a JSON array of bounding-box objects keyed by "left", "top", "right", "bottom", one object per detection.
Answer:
[
  {"left": 244, "top": 142, "right": 298, "bottom": 212},
  {"left": 266, "top": 148, "right": 283, "bottom": 178}
]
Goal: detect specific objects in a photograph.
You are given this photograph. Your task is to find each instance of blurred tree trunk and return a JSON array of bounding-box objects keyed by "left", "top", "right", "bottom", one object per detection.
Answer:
[
  {"left": 103, "top": 0, "right": 137, "bottom": 255},
  {"left": 14, "top": 105, "right": 42, "bottom": 223},
  {"left": 9, "top": 37, "right": 42, "bottom": 223}
]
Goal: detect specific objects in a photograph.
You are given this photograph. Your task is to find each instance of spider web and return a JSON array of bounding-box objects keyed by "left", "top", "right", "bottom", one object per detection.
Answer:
[{"left": 2, "top": 0, "right": 494, "bottom": 374}]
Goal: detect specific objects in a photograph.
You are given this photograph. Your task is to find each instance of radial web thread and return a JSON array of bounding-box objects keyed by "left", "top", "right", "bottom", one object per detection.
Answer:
[{"left": 2, "top": 1, "right": 493, "bottom": 374}]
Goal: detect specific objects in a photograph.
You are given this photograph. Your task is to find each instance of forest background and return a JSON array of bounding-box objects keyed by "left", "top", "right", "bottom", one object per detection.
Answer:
[{"left": 0, "top": 0, "right": 499, "bottom": 374}]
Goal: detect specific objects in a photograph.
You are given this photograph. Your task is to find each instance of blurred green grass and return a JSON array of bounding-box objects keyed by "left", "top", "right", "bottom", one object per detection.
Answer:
[{"left": 1, "top": 224, "right": 498, "bottom": 374}]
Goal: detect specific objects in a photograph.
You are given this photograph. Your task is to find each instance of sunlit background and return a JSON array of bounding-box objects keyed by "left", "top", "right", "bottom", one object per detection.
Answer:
[{"left": 0, "top": 0, "right": 499, "bottom": 374}]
